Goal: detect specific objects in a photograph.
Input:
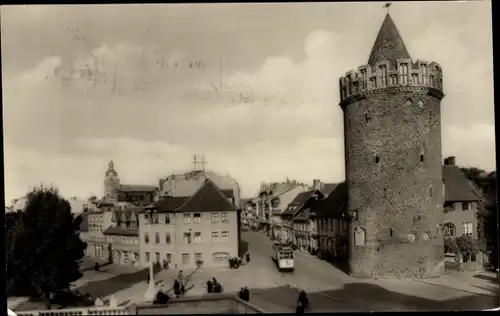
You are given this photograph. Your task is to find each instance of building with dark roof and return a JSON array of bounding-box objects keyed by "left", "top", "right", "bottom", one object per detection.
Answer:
[
  {"left": 442, "top": 157, "right": 484, "bottom": 243},
  {"left": 137, "top": 179, "right": 240, "bottom": 269},
  {"left": 103, "top": 160, "right": 158, "bottom": 206},
  {"left": 339, "top": 11, "right": 446, "bottom": 279}
]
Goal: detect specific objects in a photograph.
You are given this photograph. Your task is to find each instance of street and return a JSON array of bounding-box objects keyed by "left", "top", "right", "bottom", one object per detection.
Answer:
[{"left": 239, "top": 231, "right": 499, "bottom": 312}]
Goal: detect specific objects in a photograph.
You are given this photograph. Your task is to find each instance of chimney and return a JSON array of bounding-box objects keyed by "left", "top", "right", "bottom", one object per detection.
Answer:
[
  {"left": 444, "top": 156, "right": 456, "bottom": 166},
  {"left": 313, "top": 179, "right": 322, "bottom": 190}
]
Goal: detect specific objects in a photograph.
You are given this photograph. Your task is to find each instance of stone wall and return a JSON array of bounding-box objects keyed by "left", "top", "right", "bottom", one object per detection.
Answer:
[{"left": 343, "top": 86, "right": 445, "bottom": 278}]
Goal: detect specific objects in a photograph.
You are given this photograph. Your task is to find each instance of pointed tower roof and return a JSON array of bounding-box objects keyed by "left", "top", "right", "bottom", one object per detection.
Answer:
[{"left": 367, "top": 13, "right": 411, "bottom": 68}]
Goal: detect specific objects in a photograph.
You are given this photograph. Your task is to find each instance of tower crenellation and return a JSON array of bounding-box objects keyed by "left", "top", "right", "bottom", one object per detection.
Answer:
[{"left": 339, "top": 59, "right": 444, "bottom": 108}]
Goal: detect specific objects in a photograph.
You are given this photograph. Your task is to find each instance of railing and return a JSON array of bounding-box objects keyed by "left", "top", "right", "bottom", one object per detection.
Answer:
[
  {"left": 13, "top": 294, "right": 266, "bottom": 315},
  {"left": 15, "top": 306, "right": 130, "bottom": 316},
  {"left": 133, "top": 293, "right": 266, "bottom": 314}
]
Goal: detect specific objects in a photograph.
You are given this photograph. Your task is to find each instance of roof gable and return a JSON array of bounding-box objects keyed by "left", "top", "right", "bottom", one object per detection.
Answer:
[
  {"left": 314, "top": 182, "right": 347, "bottom": 218},
  {"left": 320, "top": 183, "right": 338, "bottom": 197},
  {"left": 178, "top": 179, "right": 237, "bottom": 213},
  {"left": 120, "top": 211, "right": 128, "bottom": 223},
  {"left": 119, "top": 184, "right": 157, "bottom": 192},
  {"left": 129, "top": 211, "right": 137, "bottom": 222},
  {"left": 443, "top": 165, "right": 483, "bottom": 202},
  {"left": 282, "top": 189, "right": 324, "bottom": 216},
  {"left": 111, "top": 211, "right": 119, "bottom": 222},
  {"left": 153, "top": 196, "right": 190, "bottom": 213}
]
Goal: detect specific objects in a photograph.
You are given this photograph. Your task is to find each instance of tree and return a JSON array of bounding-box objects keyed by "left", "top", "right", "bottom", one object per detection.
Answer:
[
  {"left": 459, "top": 167, "right": 485, "bottom": 187},
  {"left": 6, "top": 185, "right": 87, "bottom": 309}
]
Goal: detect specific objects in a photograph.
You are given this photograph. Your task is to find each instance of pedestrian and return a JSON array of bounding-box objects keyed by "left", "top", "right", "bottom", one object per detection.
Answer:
[
  {"left": 180, "top": 283, "right": 185, "bottom": 295},
  {"left": 147, "top": 273, "right": 150, "bottom": 284},
  {"left": 178, "top": 270, "right": 184, "bottom": 285},
  {"left": 94, "top": 262, "right": 100, "bottom": 272},
  {"left": 243, "top": 286, "right": 250, "bottom": 302},
  {"left": 246, "top": 253, "right": 250, "bottom": 263},
  {"left": 207, "top": 280, "right": 213, "bottom": 293},
  {"left": 163, "top": 259, "right": 168, "bottom": 269},
  {"left": 212, "top": 277, "right": 218, "bottom": 287},
  {"left": 297, "top": 289, "right": 311, "bottom": 313},
  {"left": 238, "top": 287, "right": 245, "bottom": 300},
  {"left": 173, "top": 279, "right": 180, "bottom": 298}
]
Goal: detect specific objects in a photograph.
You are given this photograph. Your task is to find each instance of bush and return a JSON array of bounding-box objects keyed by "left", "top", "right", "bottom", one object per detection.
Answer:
[{"left": 456, "top": 235, "right": 480, "bottom": 255}]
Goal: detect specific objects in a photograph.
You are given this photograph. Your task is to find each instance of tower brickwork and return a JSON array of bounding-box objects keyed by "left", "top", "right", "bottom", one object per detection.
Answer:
[
  {"left": 104, "top": 160, "right": 120, "bottom": 201},
  {"left": 339, "top": 14, "right": 446, "bottom": 278}
]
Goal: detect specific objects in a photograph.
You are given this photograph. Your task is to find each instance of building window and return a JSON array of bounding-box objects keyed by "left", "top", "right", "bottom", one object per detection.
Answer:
[
  {"left": 155, "top": 252, "right": 160, "bottom": 263},
  {"left": 144, "top": 213, "right": 150, "bottom": 224},
  {"left": 462, "top": 202, "right": 469, "bottom": 211},
  {"left": 421, "top": 64, "right": 427, "bottom": 85},
  {"left": 154, "top": 213, "right": 159, "bottom": 224},
  {"left": 429, "top": 75, "right": 435, "bottom": 87},
  {"left": 144, "top": 233, "right": 150, "bottom": 244},
  {"left": 194, "top": 232, "right": 202, "bottom": 244},
  {"left": 183, "top": 213, "right": 191, "bottom": 224},
  {"left": 463, "top": 222, "right": 473, "bottom": 236},
  {"left": 166, "top": 253, "right": 171, "bottom": 263},
  {"left": 443, "top": 222, "right": 456, "bottom": 238},
  {"left": 412, "top": 74, "right": 419, "bottom": 85},
  {"left": 221, "top": 212, "right": 229, "bottom": 223},
  {"left": 184, "top": 232, "right": 192, "bottom": 244},
  {"left": 195, "top": 253, "right": 202, "bottom": 263},
  {"left": 347, "top": 75, "right": 352, "bottom": 95},
  {"left": 165, "top": 214, "right": 170, "bottom": 224},
  {"left": 341, "top": 220, "right": 348, "bottom": 234},
  {"left": 400, "top": 63, "right": 409, "bottom": 85},
  {"left": 360, "top": 69, "right": 367, "bottom": 89},
  {"left": 379, "top": 65, "right": 387, "bottom": 86},
  {"left": 212, "top": 232, "right": 220, "bottom": 244},
  {"left": 370, "top": 77, "right": 377, "bottom": 88},
  {"left": 211, "top": 212, "right": 220, "bottom": 223},
  {"left": 390, "top": 74, "right": 398, "bottom": 86},
  {"left": 193, "top": 213, "right": 201, "bottom": 223},
  {"left": 165, "top": 233, "right": 171, "bottom": 244},
  {"left": 145, "top": 252, "right": 150, "bottom": 262},
  {"left": 155, "top": 232, "right": 160, "bottom": 244},
  {"left": 182, "top": 253, "right": 190, "bottom": 265},
  {"left": 221, "top": 231, "right": 229, "bottom": 244}
]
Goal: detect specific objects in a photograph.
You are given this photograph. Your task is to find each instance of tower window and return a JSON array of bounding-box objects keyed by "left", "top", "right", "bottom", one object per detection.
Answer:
[
  {"left": 420, "top": 154, "right": 424, "bottom": 162},
  {"left": 360, "top": 69, "right": 367, "bottom": 90},
  {"left": 412, "top": 74, "right": 419, "bottom": 85},
  {"left": 365, "top": 113, "right": 370, "bottom": 123},
  {"left": 375, "top": 155, "right": 380, "bottom": 163},
  {"left": 400, "top": 63, "right": 409, "bottom": 85},
  {"left": 429, "top": 187, "right": 432, "bottom": 197},
  {"left": 379, "top": 65, "right": 387, "bottom": 86},
  {"left": 390, "top": 228, "right": 394, "bottom": 237}
]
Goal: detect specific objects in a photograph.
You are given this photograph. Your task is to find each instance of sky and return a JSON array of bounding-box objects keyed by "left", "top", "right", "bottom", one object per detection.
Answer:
[{"left": 1, "top": 2, "right": 495, "bottom": 203}]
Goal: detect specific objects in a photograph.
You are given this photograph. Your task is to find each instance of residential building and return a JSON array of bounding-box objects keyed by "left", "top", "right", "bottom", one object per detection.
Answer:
[
  {"left": 138, "top": 179, "right": 239, "bottom": 269},
  {"left": 280, "top": 189, "right": 325, "bottom": 246},
  {"left": 270, "top": 185, "right": 310, "bottom": 241},
  {"left": 158, "top": 170, "right": 241, "bottom": 207},
  {"left": 442, "top": 157, "right": 484, "bottom": 241},
  {"left": 81, "top": 210, "right": 113, "bottom": 261},
  {"left": 313, "top": 182, "right": 349, "bottom": 261},
  {"left": 104, "top": 160, "right": 158, "bottom": 205},
  {"left": 103, "top": 208, "right": 141, "bottom": 266}
]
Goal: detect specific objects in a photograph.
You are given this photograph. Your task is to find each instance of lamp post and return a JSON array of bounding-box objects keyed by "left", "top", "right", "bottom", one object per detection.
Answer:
[{"left": 144, "top": 206, "right": 157, "bottom": 301}]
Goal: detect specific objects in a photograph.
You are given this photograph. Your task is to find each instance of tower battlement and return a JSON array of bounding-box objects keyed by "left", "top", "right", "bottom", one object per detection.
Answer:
[{"left": 339, "top": 59, "right": 444, "bottom": 108}]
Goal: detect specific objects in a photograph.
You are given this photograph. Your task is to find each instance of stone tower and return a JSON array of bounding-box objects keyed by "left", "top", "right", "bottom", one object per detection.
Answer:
[
  {"left": 339, "top": 13, "right": 445, "bottom": 278},
  {"left": 104, "top": 160, "right": 120, "bottom": 201}
]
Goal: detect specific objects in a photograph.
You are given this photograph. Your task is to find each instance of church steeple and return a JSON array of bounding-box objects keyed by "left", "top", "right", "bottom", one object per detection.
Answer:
[{"left": 367, "top": 13, "right": 411, "bottom": 68}]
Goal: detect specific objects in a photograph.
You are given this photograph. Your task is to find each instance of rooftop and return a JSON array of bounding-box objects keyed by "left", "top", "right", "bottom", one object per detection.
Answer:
[{"left": 367, "top": 13, "right": 411, "bottom": 68}]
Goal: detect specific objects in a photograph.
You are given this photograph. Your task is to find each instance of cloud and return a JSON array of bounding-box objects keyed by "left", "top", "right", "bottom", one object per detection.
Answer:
[{"left": 2, "top": 3, "right": 496, "bottom": 203}]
